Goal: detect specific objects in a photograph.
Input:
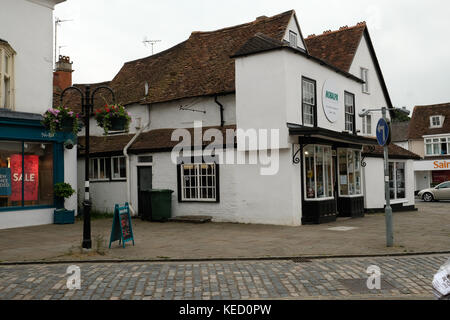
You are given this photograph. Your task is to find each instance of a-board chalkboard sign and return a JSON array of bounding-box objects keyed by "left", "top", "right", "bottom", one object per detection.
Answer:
[{"left": 109, "top": 203, "right": 135, "bottom": 248}]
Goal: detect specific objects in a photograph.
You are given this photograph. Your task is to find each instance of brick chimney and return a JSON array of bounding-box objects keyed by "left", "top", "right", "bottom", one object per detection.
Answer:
[{"left": 53, "top": 55, "right": 73, "bottom": 91}]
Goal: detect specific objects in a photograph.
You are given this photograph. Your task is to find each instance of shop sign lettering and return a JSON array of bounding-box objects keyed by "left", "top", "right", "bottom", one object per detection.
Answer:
[
  {"left": 0, "top": 168, "right": 12, "bottom": 196},
  {"left": 10, "top": 154, "right": 39, "bottom": 201},
  {"left": 434, "top": 161, "right": 450, "bottom": 169}
]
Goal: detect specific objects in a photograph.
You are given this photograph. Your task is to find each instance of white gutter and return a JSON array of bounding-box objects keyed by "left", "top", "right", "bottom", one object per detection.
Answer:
[{"left": 123, "top": 120, "right": 151, "bottom": 216}]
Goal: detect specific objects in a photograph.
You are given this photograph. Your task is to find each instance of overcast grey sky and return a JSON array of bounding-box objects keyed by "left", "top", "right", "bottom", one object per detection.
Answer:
[{"left": 54, "top": 0, "right": 450, "bottom": 111}]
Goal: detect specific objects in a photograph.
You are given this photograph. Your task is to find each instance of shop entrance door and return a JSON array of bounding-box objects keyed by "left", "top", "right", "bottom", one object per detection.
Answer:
[{"left": 138, "top": 166, "right": 152, "bottom": 218}]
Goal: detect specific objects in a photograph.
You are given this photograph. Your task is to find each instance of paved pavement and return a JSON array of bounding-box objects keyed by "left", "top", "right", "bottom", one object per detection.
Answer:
[
  {"left": 0, "top": 254, "right": 447, "bottom": 300},
  {"left": 0, "top": 201, "right": 449, "bottom": 263}
]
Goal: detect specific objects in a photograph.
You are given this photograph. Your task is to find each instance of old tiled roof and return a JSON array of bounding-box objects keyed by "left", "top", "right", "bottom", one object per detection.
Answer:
[
  {"left": 233, "top": 33, "right": 286, "bottom": 57},
  {"left": 129, "top": 125, "right": 237, "bottom": 153},
  {"left": 78, "top": 134, "right": 134, "bottom": 156},
  {"left": 305, "top": 22, "right": 393, "bottom": 109},
  {"left": 363, "top": 144, "right": 421, "bottom": 160},
  {"left": 58, "top": 11, "right": 293, "bottom": 109},
  {"left": 305, "top": 23, "right": 366, "bottom": 72},
  {"left": 408, "top": 103, "right": 450, "bottom": 139},
  {"left": 78, "top": 125, "right": 237, "bottom": 156},
  {"left": 116, "top": 11, "right": 293, "bottom": 106},
  {"left": 391, "top": 121, "right": 410, "bottom": 142},
  {"left": 232, "top": 33, "right": 364, "bottom": 83}
]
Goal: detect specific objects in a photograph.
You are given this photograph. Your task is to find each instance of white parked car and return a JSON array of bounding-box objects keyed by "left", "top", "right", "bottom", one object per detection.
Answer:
[{"left": 418, "top": 181, "right": 450, "bottom": 202}]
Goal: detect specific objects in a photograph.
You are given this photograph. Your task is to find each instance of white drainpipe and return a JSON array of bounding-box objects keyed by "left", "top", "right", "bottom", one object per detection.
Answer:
[{"left": 123, "top": 120, "right": 150, "bottom": 216}]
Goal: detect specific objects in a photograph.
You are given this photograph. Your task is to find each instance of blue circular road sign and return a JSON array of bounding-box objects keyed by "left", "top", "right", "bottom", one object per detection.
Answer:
[{"left": 376, "top": 118, "right": 391, "bottom": 146}]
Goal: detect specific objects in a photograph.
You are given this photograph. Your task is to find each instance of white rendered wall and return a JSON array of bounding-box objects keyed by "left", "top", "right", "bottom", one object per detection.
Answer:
[
  {"left": 64, "top": 146, "right": 77, "bottom": 215},
  {"left": 235, "top": 53, "right": 289, "bottom": 149},
  {"left": 77, "top": 159, "right": 127, "bottom": 213},
  {"left": 0, "top": 0, "right": 56, "bottom": 114},
  {"left": 349, "top": 34, "right": 391, "bottom": 117},
  {"left": 394, "top": 141, "right": 409, "bottom": 150},
  {"left": 235, "top": 49, "right": 389, "bottom": 150},
  {"left": 128, "top": 149, "right": 302, "bottom": 226},
  {"left": 0, "top": 208, "right": 54, "bottom": 230},
  {"left": 149, "top": 94, "right": 236, "bottom": 130},
  {"left": 415, "top": 171, "right": 431, "bottom": 192}
]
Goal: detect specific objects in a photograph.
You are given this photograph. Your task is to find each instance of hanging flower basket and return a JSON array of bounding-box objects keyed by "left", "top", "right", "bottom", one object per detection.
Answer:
[
  {"left": 94, "top": 104, "right": 131, "bottom": 135},
  {"left": 42, "top": 106, "right": 80, "bottom": 135}
]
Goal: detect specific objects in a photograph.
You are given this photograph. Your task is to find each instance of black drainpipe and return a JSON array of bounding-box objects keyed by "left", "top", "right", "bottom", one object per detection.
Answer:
[{"left": 214, "top": 96, "right": 225, "bottom": 127}]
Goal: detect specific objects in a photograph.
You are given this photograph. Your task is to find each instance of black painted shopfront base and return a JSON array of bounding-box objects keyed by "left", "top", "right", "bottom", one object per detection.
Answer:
[
  {"left": 365, "top": 204, "right": 418, "bottom": 214},
  {"left": 302, "top": 200, "right": 337, "bottom": 225},
  {"left": 337, "top": 196, "right": 365, "bottom": 218}
]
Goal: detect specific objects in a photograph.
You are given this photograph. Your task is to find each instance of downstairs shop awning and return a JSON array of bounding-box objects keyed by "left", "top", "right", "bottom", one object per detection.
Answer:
[{"left": 288, "top": 123, "right": 378, "bottom": 146}]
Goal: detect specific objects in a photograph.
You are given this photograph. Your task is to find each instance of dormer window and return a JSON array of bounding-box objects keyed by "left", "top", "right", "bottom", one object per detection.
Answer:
[
  {"left": 289, "top": 31, "right": 298, "bottom": 48},
  {"left": 430, "top": 116, "right": 444, "bottom": 128},
  {"left": 0, "top": 40, "right": 16, "bottom": 109}
]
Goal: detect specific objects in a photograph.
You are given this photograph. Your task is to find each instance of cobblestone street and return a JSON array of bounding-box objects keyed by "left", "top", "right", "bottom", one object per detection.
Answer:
[{"left": 0, "top": 254, "right": 447, "bottom": 300}]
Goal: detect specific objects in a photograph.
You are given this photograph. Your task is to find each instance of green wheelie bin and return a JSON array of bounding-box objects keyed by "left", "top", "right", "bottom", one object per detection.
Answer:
[{"left": 150, "top": 189, "right": 174, "bottom": 222}]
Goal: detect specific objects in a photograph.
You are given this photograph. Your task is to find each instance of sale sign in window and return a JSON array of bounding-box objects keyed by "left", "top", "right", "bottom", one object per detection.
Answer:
[{"left": 10, "top": 154, "right": 39, "bottom": 202}]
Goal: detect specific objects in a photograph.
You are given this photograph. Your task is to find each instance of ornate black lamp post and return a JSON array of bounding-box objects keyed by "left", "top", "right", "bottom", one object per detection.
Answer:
[{"left": 61, "top": 85, "right": 116, "bottom": 249}]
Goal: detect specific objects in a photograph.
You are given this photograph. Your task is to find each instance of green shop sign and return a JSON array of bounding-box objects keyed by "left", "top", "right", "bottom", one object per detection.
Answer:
[{"left": 325, "top": 91, "right": 339, "bottom": 101}]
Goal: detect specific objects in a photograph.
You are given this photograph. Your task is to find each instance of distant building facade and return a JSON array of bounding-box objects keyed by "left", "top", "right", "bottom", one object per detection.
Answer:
[{"left": 406, "top": 103, "right": 450, "bottom": 192}]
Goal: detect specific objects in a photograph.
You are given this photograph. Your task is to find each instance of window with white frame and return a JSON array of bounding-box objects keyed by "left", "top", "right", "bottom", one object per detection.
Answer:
[
  {"left": 180, "top": 163, "right": 218, "bottom": 202},
  {"left": 0, "top": 41, "right": 15, "bottom": 109},
  {"left": 362, "top": 114, "right": 372, "bottom": 135},
  {"left": 430, "top": 116, "right": 444, "bottom": 128},
  {"left": 111, "top": 156, "right": 126, "bottom": 180},
  {"left": 338, "top": 149, "right": 362, "bottom": 196},
  {"left": 344, "top": 92, "right": 355, "bottom": 133},
  {"left": 361, "top": 68, "right": 369, "bottom": 94},
  {"left": 425, "top": 137, "right": 450, "bottom": 156},
  {"left": 304, "top": 145, "right": 333, "bottom": 200},
  {"left": 302, "top": 78, "right": 316, "bottom": 126},
  {"left": 289, "top": 31, "right": 298, "bottom": 48},
  {"left": 389, "top": 162, "right": 406, "bottom": 200},
  {"left": 89, "top": 157, "right": 109, "bottom": 180}
]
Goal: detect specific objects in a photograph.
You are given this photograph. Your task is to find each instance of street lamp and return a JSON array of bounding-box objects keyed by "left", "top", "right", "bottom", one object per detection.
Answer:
[
  {"left": 359, "top": 106, "right": 410, "bottom": 248},
  {"left": 60, "top": 85, "right": 116, "bottom": 249}
]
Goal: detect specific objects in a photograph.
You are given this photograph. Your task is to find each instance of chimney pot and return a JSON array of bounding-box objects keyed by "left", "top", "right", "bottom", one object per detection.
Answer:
[{"left": 53, "top": 55, "right": 73, "bottom": 91}]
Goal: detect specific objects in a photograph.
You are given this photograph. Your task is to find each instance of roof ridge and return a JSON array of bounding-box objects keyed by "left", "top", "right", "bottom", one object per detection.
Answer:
[
  {"left": 190, "top": 10, "right": 294, "bottom": 35},
  {"left": 122, "top": 40, "right": 188, "bottom": 66},
  {"left": 306, "top": 21, "right": 366, "bottom": 39},
  {"left": 414, "top": 102, "right": 450, "bottom": 108},
  {"left": 72, "top": 81, "right": 111, "bottom": 87}
]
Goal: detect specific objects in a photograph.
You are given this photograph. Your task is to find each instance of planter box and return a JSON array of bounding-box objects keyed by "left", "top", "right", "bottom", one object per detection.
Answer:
[{"left": 54, "top": 209, "right": 75, "bottom": 225}]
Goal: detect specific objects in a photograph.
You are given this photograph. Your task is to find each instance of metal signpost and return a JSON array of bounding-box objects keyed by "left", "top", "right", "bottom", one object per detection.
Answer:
[
  {"left": 360, "top": 106, "right": 409, "bottom": 248},
  {"left": 376, "top": 108, "right": 393, "bottom": 247}
]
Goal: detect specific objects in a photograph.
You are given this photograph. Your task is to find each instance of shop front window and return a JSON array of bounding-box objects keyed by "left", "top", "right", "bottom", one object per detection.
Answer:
[
  {"left": 338, "top": 149, "right": 362, "bottom": 196},
  {"left": 304, "top": 145, "right": 333, "bottom": 200},
  {"left": 0, "top": 141, "right": 54, "bottom": 208},
  {"left": 389, "top": 162, "right": 406, "bottom": 200}
]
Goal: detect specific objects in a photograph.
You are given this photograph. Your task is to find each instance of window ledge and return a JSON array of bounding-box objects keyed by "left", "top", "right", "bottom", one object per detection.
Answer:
[
  {"left": 386, "top": 199, "right": 408, "bottom": 205},
  {"left": 304, "top": 197, "right": 335, "bottom": 202},
  {"left": 0, "top": 205, "right": 55, "bottom": 213},
  {"left": 339, "top": 195, "right": 364, "bottom": 198}
]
